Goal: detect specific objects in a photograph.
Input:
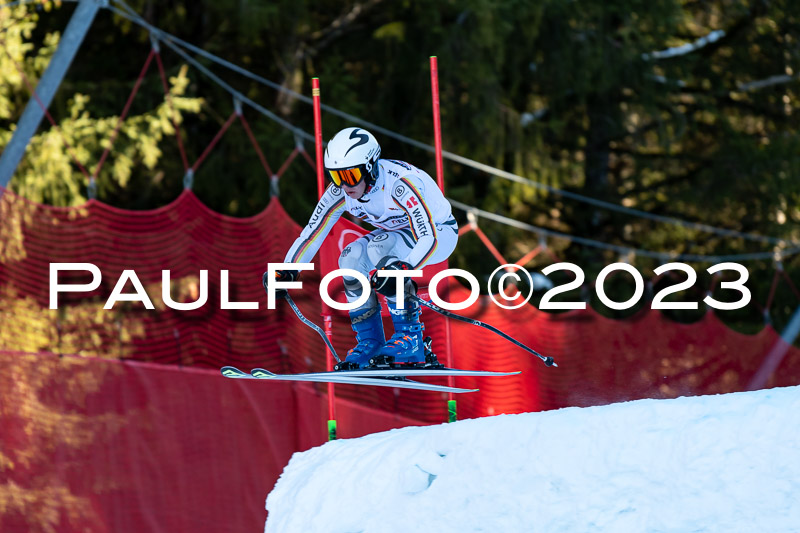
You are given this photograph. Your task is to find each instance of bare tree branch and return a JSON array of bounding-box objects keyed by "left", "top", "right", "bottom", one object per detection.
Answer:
[{"left": 275, "top": 0, "right": 385, "bottom": 115}]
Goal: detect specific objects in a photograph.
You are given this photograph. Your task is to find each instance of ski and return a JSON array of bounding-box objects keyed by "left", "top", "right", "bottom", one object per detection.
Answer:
[
  {"left": 220, "top": 366, "right": 480, "bottom": 394},
  {"left": 221, "top": 366, "right": 256, "bottom": 379},
  {"left": 221, "top": 365, "right": 518, "bottom": 379},
  {"left": 274, "top": 367, "right": 520, "bottom": 378}
]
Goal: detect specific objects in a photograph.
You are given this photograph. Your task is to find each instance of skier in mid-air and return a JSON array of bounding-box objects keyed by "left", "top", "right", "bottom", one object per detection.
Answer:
[{"left": 272, "top": 127, "right": 458, "bottom": 368}]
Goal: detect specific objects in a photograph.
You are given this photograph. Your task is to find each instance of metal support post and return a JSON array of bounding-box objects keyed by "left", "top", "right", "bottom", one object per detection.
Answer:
[{"left": 0, "top": 0, "right": 102, "bottom": 187}]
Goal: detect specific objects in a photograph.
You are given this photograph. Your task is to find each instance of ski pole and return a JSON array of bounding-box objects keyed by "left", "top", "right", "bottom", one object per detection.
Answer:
[
  {"left": 263, "top": 272, "right": 342, "bottom": 363},
  {"left": 283, "top": 293, "right": 343, "bottom": 363},
  {"left": 410, "top": 294, "right": 557, "bottom": 367}
]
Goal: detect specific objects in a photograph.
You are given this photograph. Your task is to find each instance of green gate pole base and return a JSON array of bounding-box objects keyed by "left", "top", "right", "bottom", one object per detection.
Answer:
[
  {"left": 328, "top": 419, "right": 337, "bottom": 441},
  {"left": 447, "top": 400, "right": 457, "bottom": 423}
]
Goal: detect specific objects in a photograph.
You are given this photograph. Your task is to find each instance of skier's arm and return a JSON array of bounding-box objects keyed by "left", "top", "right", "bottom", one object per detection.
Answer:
[
  {"left": 391, "top": 177, "right": 438, "bottom": 269},
  {"left": 283, "top": 185, "right": 346, "bottom": 264}
]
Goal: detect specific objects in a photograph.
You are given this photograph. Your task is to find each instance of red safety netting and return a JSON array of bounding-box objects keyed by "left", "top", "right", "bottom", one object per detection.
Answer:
[
  {"left": 0, "top": 349, "right": 423, "bottom": 533},
  {"left": 2, "top": 184, "right": 799, "bottom": 416},
  {"left": 2, "top": 184, "right": 800, "bottom": 532}
]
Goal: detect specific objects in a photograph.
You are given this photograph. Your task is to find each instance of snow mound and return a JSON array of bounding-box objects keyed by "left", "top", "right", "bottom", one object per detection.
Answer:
[{"left": 265, "top": 386, "right": 800, "bottom": 533}]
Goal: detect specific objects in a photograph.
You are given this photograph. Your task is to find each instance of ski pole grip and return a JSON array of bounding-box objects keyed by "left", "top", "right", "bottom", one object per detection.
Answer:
[
  {"left": 262, "top": 270, "right": 299, "bottom": 298},
  {"left": 261, "top": 271, "right": 272, "bottom": 294},
  {"left": 261, "top": 271, "right": 286, "bottom": 299}
]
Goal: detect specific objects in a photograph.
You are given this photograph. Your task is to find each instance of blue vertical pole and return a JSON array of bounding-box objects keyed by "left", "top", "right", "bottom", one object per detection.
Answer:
[{"left": 747, "top": 305, "right": 800, "bottom": 390}]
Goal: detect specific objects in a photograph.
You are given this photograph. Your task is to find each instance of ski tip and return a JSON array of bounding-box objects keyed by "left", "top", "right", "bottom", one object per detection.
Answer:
[
  {"left": 447, "top": 385, "right": 480, "bottom": 393},
  {"left": 250, "top": 368, "right": 276, "bottom": 379},
  {"left": 221, "top": 366, "right": 248, "bottom": 378}
]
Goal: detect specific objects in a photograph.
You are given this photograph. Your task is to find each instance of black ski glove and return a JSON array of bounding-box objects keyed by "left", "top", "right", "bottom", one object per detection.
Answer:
[
  {"left": 263, "top": 269, "right": 300, "bottom": 298},
  {"left": 370, "top": 261, "right": 414, "bottom": 297}
]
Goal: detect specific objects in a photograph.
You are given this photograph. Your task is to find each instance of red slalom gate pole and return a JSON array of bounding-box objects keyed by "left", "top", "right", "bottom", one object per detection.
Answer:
[
  {"left": 430, "top": 57, "right": 445, "bottom": 192},
  {"left": 430, "top": 56, "right": 457, "bottom": 422},
  {"left": 312, "top": 78, "right": 337, "bottom": 441}
]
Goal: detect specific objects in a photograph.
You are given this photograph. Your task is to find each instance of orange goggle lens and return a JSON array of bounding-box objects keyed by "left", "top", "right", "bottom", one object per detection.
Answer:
[{"left": 328, "top": 167, "right": 363, "bottom": 187}]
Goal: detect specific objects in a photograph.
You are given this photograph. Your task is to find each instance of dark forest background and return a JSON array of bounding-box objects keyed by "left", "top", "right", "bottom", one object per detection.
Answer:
[{"left": 2, "top": 0, "right": 799, "bottom": 336}]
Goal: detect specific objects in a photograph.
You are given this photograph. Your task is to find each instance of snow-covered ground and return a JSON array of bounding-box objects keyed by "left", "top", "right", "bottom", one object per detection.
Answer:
[{"left": 265, "top": 386, "right": 800, "bottom": 533}]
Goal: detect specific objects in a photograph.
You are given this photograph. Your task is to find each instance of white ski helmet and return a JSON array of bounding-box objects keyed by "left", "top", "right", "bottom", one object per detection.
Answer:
[{"left": 324, "top": 127, "right": 381, "bottom": 188}]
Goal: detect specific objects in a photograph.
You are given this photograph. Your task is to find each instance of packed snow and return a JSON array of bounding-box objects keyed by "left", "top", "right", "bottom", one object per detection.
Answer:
[{"left": 265, "top": 386, "right": 800, "bottom": 533}]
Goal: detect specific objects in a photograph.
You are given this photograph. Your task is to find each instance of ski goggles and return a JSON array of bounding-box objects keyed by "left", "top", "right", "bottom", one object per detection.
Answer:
[{"left": 327, "top": 165, "right": 367, "bottom": 187}]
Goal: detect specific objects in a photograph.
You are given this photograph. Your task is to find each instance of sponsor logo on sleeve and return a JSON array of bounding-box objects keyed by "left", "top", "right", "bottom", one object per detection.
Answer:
[
  {"left": 308, "top": 204, "right": 325, "bottom": 227},
  {"left": 410, "top": 206, "right": 430, "bottom": 237}
]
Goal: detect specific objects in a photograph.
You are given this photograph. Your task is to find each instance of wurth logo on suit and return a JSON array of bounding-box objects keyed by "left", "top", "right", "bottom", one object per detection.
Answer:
[
  {"left": 391, "top": 179, "right": 433, "bottom": 240},
  {"left": 408, "top": 204, "right": 430, "bottom": 238}
]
